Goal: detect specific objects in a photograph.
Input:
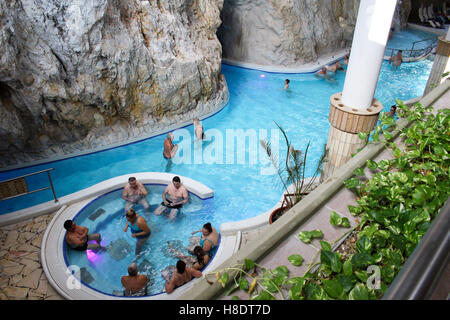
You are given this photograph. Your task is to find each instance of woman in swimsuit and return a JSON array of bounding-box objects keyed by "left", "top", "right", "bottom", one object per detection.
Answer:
[
  {"left": 191, "top": 222, "right": 219, "bottom": 257},
  {"left": 123, "top": 208, "right": 151, "bottom": 256},
  {"left": 193, "top": 246, "right": 210, "bottom": 270}
]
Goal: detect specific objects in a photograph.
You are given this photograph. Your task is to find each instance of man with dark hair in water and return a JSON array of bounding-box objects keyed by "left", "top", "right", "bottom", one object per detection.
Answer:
[
  {"left": 64, "top": 220, "right": 103, "bottom": 251},
  {"left": 386, "top": 105, "right": 397, "bottom": 117},
  {"left": 164, "top": 260, "right": 202, "bottom": 294},
  {"left": 154, "top": 176, "right": 189, "bottom": 220}
]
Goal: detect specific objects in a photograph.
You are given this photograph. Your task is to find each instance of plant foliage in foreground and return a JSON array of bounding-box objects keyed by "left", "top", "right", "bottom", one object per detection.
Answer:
[{"left": 205, "top": 101, "right": 450, "bottom": 300}]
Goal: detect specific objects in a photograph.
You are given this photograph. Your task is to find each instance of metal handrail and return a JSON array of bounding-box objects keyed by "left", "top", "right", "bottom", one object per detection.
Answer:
[
  {"left": 0, "top": 168, "right": 58, "bottom": 202},
  {"left": 410, "top": 37, "right": 438, "bottom": 52},
  {"left": 386, "top": 37, "right": 438, "bottom": 60},
  {"left": 382, "top": 198, "right": 450, "bottom": 300}
]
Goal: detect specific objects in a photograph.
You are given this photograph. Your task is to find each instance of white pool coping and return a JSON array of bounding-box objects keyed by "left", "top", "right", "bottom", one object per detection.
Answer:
[
  {"left": 223, "top": 49, "right": 350, "bottom": 74},
  {"left": 0, "top": 172, "right": 214, "bottom": 227},
  {"left": 40, "top": 172, "right": 242, "bottom": 300}
]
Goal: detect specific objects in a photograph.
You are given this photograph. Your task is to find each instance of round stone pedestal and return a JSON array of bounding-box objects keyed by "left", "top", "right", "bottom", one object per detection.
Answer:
[{"left": 322, "top": 92, "right": 383, "bottom": 180}]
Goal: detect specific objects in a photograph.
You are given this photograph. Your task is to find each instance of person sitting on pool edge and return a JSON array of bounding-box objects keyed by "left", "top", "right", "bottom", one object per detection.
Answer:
[
  {"left": 191, "top": 222, "right": 219, "bottom": 257},
  {"left": 122, "top": 176, "right": 149, "bottom": 212},
  {"left": 164, "top": 260, "right": 202, "bottom": 294},
  {"left": 163, "top": 133, "right": 178, "bottom": 159},
  {"left": 123, "top": 208, "right": 151, "bottom": 256},
  {"left": 154, "top": 176, "right": 189, "bottom": 220},
  {"left": 121, "top": 263, "right": 149, "bottom": 296},
  {"left": 64, "top": 220, "right": 104, "bottom": 252}
]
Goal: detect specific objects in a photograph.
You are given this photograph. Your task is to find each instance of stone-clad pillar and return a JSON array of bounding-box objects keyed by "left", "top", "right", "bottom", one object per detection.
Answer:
[
  {"left": 322, "top": 0, "right": 397, "bottom": 180},
  {"left": 322, "top": 93, "right": 383, "bottom": 178},
  {"left": 423, "top": 29, "right": 450, "bottom": 95}
]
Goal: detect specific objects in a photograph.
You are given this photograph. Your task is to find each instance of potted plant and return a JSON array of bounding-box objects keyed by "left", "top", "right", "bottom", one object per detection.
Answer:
[{"left": 260, "top": 122, "right": 327, "bottom": 224}]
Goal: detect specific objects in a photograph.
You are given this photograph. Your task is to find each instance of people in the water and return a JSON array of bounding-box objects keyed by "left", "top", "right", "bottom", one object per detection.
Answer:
[
  {"left": 64, "top": 220, "right": 104, "bottom": 251},
  {"left": 163, "top": 133, "right": 178, "bottom": 159},
  {"left": 193, "top": 117, "right": 206, "bottom": 140},
  {"left": 123, "top": 208, "right": 151, "bottom": 256},
  {"left": 164, "top": 260, "right": 202, "bottom": 294},
  {"left": 122, "top": 176, "right": 149, "bottom": 212},
  {"left": 343, "top": 54, "right": 349, "bottom": 65},
  {"left": 389, "top": 50, "right": 403, "bottom": 69},
  {"left": 193, "top": 246, "right": 210, "bottom": 270},
  {"left": 284, "top": 79, "right": 290, "bottom": 90},
  {"left": 121, "top": 263, "right": 149, "bottom": 296},
  {"left": 191, "top": 222, "right": 219, "bottom": 257},
  {"left": 315, "top": 67, "right": 330, "bottom": 80},
  {"left": 386, "top": 105, "right": 397, "bottom": 117},
  {"left": 154, "top": 176, "right": 189, "bottom": 220}
]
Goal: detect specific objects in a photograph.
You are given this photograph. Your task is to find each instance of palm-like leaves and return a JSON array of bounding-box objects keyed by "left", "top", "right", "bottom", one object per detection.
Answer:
[{"left": 260, "top": 121, "right": 327, "bottom": 208}]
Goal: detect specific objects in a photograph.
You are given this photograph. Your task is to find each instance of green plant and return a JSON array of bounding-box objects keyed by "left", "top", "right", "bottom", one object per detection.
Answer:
[
  {"left": 260, "top": 121, "right": 327, "bottom": 208},
  {"left": 206, "top": 101, "right": 449, "bottom": 300}
]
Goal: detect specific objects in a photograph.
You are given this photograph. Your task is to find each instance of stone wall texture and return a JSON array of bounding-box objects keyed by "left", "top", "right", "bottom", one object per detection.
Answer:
[
  {"left": 0, "top": 0, "right": 228, "bottom": 167},
  {"left": 217, "top": 0, "right": 411, "bottom": 67},
  {"left": 0, "top": 0, "right": 411, "bottom": 168}
]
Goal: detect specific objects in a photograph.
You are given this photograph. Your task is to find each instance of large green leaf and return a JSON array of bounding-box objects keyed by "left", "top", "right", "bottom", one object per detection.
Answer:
[
  {"left": 288, "top": 254, "right": 304, "bottom": 266},
  {"left": 244, "top": 259, "right": 255, "bottom": 271},
  {"left": 305, "top": 283, "right": 329, "bottom": 300},
  {"left": 239, "top": 277, "right": 249, "bottom": 291},
  {"left": 289, "top": 282, "right": 304, "bottom": 300},
  {"left": 322, "top": 279, "right": 344, "bottom": 299},
  {"left": 320, "top": 250, "right": 341, "bottom": 273},
  {"left": 352, "top": 253, "right": 373, "bottom": 268},
  {"left": 343, "top": 259, "right": 353, "bottom": 276},
  {"left": 356, "top": 235, "right": 372, "bottom": 254},
  {"left": 330, "top": 211, "right": 342, "bottom": 226},
  {"left": 298, "top": 231, "right": 312, "bottom": 243},
  {"left": 337, "top": 274, "right": 357, "bottom": 293},
  {"left": 319, "top": 241, "right": 332, "bottom": 252},
  {"left": 349, "top": 283, "right": 369, "bottom": 300}
]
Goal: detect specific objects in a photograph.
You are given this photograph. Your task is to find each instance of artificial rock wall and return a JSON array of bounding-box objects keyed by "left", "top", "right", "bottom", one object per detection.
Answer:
[
  {"left": 217, "top": 0, "right": 411, "bottom": 67},
  {"left": 0, "top": 0, "right": 228, "bottom": 167}
]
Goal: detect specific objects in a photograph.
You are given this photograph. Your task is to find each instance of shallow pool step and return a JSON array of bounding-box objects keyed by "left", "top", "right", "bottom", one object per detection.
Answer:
[{"left": 88, "top": 208, "right": 106, "bottom": 221}]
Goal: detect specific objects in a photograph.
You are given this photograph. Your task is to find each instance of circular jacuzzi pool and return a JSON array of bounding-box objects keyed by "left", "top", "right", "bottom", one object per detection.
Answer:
[
  {"left": 65, "top": 185, "right": 216, "bottom": 296},
  {"left": 41, "top": 173, "right": 221, "bottom": 299}
]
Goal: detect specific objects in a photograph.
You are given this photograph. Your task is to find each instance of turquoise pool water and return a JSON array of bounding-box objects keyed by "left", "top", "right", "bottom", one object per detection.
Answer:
[
  {"left": 65, "top": 185, "right": 215, "bottom": 296},
  {"left": 0, "top": 29, "right": 435, "bottom": 295},
  {"left": 385, "top": 27, "right": 438, "bottom": 54},
  {"left": 0, "top": 59, "right": 433, "bottom": 217}
]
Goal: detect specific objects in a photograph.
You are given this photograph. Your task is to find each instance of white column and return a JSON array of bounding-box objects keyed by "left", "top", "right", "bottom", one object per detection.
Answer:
[{"left": 342, "top": 0, "right": 398, "bottom": 109}]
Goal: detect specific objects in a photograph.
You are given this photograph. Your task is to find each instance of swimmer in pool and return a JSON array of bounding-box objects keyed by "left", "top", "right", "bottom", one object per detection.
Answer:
[{"left": 163, "top": 133, "right": 178, "bottom": 159}]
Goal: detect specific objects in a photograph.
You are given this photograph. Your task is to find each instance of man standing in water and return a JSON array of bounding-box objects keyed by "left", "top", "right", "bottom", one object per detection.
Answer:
[
  {"left": 163, "top": 133, "right": 178, "bottom": 159},
  {"left": 389, "top": 50, "right": 403, "bottom": 69},
  {"left": 154, "top": 176, "right": 189, "bottom": 220}
]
